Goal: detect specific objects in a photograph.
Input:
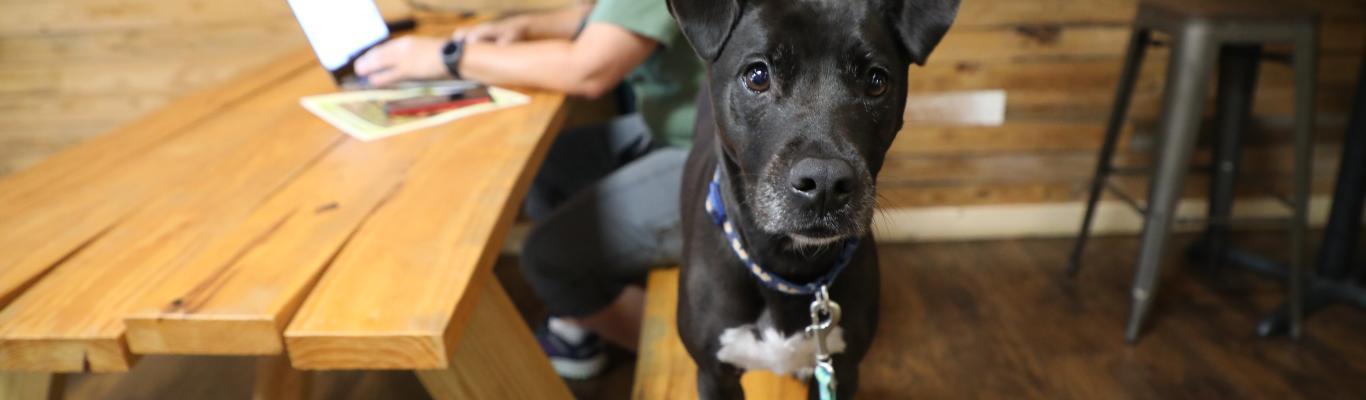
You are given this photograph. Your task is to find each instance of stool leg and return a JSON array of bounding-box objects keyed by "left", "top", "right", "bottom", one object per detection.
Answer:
[
  {"left": 1288, "top": 28, "right": 1319, "bottom": 339},
  {"left": 1322, "top": 53, "right": 1366, "bottom": 282},
  {"left": 1125, "top": 26, "right": 1217, "bottom": 343},
  {"left": 1204, "top": 45, "right": 1262, "bottom": 275},
  {"left": 1068, "top": 29, "right": 1152, "bottom": 277}
]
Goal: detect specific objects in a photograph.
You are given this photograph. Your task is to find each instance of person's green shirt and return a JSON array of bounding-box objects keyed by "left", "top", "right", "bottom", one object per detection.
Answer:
[{"left": 588, "top": 0, "right": 704, "bottom": 149}]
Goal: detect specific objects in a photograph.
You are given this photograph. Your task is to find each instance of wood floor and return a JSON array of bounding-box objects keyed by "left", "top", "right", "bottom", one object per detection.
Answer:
[
  {"left": 863, "top": 233, "right": 1366, "bottom": 399},
  {"left": 63, "top": 233, "right": 1366, "bottom": 399}
]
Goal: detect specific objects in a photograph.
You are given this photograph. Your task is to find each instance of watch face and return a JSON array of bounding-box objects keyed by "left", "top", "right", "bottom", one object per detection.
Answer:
[{"left": 442, "top": 41, "right": 457, "bottom": 56}]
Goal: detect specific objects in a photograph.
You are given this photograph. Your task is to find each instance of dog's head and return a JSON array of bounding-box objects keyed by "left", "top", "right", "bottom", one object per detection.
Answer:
[{"left": 672, "top": 0, "right": 959, "bottom": 248}]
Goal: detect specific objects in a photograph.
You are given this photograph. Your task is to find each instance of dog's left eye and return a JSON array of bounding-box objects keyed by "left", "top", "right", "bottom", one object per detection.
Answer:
[
  {"left": 742, "top": 63, "right": 771, "bottom": 93},
  {"left": 866, "top": 69, "right": 889, "bottom": 97}
]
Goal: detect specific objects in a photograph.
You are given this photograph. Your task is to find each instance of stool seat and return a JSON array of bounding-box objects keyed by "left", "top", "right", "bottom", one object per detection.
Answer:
[{"left": 1144, "top": 0, "right": 1318, "bottom": 21}]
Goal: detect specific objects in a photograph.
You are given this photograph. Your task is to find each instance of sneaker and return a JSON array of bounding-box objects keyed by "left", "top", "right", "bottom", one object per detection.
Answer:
[{"left": 536, "top": 319, "right": 608, "bottom": 379}]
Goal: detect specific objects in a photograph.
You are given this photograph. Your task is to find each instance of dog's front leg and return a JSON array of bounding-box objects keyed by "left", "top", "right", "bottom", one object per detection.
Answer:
[
  {"left": 678, "top": 263, "right": 756, "bottom": 400},
  {"left": 697, "top": 361, "right": 745, "bottom": 400},
  {"left": 806, "top": 354, "right": 860, "bottom": 400},
  {"left": 680, "top": 286, "right": 753, "bottom": 400}
]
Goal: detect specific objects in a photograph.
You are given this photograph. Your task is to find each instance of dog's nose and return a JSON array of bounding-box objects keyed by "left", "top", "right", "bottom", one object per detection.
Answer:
[{"left": 788, "top": 158, "right": 855, "bottom": 211}]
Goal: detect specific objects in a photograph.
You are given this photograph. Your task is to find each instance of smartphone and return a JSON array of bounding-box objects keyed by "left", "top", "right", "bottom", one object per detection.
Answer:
[{"left": 384, "top": 87, "right": 491, "bottom": 116}]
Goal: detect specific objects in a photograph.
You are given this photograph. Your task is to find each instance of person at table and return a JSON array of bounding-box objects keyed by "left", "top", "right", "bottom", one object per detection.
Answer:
[{"left": 355, "top": 0, "right": 701, "bottom": 379}]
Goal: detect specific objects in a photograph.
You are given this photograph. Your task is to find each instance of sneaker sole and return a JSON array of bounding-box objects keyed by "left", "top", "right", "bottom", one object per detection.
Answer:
[{"left": 551, "top": 354, "right": 608, "bottom": 380}]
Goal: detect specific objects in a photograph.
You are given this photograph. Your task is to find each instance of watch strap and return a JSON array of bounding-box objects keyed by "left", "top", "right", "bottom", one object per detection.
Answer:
[{"left": 442, "top": 39, "right": 465, "bottom": 79}]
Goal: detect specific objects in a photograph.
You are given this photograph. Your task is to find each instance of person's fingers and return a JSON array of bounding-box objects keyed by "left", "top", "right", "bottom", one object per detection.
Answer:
[
  {"left": 366, "top": 68, "right": 405, "bottom": 88},
  {"left": 468, "top": 32, "right": 494, "bottom": 43},
  {"left": 466, "top": 24, "right": 501, "bottom": 43},
  {"left": 356, "top": 36, "right": 451, "bottom": 86},
  {"left": 494, "top": 30, "right": 519, "bottom": 46},
  {"left": 354, "top": 44, "right": 392, "bottom": 76},
  {"left": 492, "top": 19, "right": 527, "bottom": 46},
  {"left": 461, "top": 26, "right": 484, "bottom": 41}
]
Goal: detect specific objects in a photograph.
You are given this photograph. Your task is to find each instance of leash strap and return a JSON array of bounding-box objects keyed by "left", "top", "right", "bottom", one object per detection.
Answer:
[
  {"left": 705, "top": 167, "right": 859, "bottom": 296},
  {"left": 816, "top": 361, "right": 836, "bottom": 400}
]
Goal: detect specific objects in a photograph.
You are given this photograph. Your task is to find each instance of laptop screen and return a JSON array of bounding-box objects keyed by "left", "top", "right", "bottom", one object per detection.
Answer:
[{"left": 287, "top": 0, "right": 390, "bottom": 72}]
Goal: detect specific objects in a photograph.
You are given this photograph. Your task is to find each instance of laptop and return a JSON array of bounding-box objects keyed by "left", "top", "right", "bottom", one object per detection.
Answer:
[
  {"left": 286, "top": 0, "right": 391, "bottom": 88},
  {"left": 290, "top": 0, "right": 468, "bottom": 91}
]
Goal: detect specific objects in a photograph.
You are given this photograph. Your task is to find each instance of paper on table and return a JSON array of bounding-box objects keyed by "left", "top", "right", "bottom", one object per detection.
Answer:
[{"left": 299, "top": 86, "right": 530, "bottom": 141}]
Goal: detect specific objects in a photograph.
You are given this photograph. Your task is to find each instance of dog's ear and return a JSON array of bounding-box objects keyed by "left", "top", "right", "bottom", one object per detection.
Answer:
[
  {"left": 668, "top": 0, "right": 743, "bottom": 62},
  {"left": 887, "top": 0, "right": 960, "bottom": 65}
]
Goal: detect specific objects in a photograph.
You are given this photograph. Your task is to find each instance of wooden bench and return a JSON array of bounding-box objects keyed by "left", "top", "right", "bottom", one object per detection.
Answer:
[
  {"left": 634, "top": 268, "right": 808, "bottom": 399},
  {"left": 0, "top": 25, "right": 573, "bottom": 399}
]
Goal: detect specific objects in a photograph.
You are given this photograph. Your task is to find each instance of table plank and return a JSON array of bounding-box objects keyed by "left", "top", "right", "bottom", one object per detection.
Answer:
[
  {"left": 283, "top": 91, "right": 567, "bottom": 370},
  {"left": 122, "top": 123, "right": 439, "bottom": 355},
  {"left": 0, "top": 66, "right": 345, "bottom": 372},
  {"left": 0, "top": 50, "right": 315, "bottom": 308}
]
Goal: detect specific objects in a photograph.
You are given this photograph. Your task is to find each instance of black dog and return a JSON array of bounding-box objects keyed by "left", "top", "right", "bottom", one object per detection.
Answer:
[{"left": 669, "top": 0, "right": 959, "bottom": 398}]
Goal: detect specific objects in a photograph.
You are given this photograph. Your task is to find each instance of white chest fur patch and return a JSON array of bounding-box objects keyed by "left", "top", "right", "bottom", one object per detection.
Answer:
[{"left": 716, "top": 321, "right": 845, "bottom": 378}]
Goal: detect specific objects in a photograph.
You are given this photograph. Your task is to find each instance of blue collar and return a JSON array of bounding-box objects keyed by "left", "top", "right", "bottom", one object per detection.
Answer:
[{"left": 705, "top": 167, "right": 860, "bottom": 296}]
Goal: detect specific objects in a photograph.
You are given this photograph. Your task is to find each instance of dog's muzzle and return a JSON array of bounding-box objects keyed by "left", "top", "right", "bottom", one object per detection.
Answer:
[{"left": 752, "top": 157, "right": 875, "bottom": 244}]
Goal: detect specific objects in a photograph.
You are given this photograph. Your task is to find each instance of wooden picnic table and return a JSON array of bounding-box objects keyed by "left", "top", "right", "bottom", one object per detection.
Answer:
[{"left": 0, "top": 44, "right": 572, "bottom": 400}]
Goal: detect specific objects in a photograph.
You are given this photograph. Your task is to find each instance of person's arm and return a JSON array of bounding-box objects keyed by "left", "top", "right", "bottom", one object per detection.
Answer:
[
  {"left": 355, "top": 23, "right": 657, "bottom": 98},
  {"left": 458, "top": 24, "right": 654, "bottom": 98},
  {"left": 456, "top": 4, "right": 593, "bottom": 43}
]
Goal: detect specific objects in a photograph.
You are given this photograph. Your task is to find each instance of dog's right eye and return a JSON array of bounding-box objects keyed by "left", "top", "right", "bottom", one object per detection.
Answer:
[
  {"left": 742, "top": 63, "right": 770, "bottom": 93},
  {"left": 866, "top": 69, "right": 889, "bottom": 97}
]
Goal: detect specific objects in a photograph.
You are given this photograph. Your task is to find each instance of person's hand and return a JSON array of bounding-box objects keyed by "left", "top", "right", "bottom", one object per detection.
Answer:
[
  {"left": 452, "top": 17, "right": 529, "bottom": 45},
  {"left": 354, "top": 36, "right": 450, "bottom": 87}
]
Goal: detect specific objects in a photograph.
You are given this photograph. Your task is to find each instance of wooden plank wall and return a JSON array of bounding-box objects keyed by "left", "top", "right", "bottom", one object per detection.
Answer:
[
  {"left": 1, "top": 0, "right": 1361, "bottom": 209},
  {"left": 0, "top": 0, "right": 573, "bottom": 176},
  {"left": 0, "top": 0, "right": 306, "bottom": 175}
]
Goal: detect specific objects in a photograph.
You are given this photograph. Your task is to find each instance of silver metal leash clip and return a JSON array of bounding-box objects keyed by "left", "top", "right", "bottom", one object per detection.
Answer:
[
  {"left": 807, "top": 285, "right": 841, "bottom": 399},
  {"left": 806, "top": 285, "right": 842, "bottom": 360}
]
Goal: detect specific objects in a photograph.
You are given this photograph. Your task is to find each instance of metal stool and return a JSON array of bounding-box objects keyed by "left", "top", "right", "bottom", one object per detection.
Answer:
[{"left": 1066, "top": 0, "right": 1320, "bottom": 342}]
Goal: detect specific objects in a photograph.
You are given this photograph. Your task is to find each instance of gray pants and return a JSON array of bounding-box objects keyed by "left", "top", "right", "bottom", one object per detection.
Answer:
[{"left": 520, "top": 114, "right": 685, "bottom": 317}]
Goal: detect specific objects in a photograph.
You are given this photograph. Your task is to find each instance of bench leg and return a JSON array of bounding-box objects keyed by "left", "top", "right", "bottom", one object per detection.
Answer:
[
  {"left": 254, "top": 355, "right": 310, "bottom": 400},
  {"left": 0, "top": 372, "right": 63, "bottom": 400},
  {"left": 416, "top": 277, "right": 572, "bottom": 400}
]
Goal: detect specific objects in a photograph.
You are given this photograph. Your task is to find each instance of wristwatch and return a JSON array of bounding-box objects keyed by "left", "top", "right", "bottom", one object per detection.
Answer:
[{"left": 441, "top": 39, "right": 465, "bottom": 79}]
